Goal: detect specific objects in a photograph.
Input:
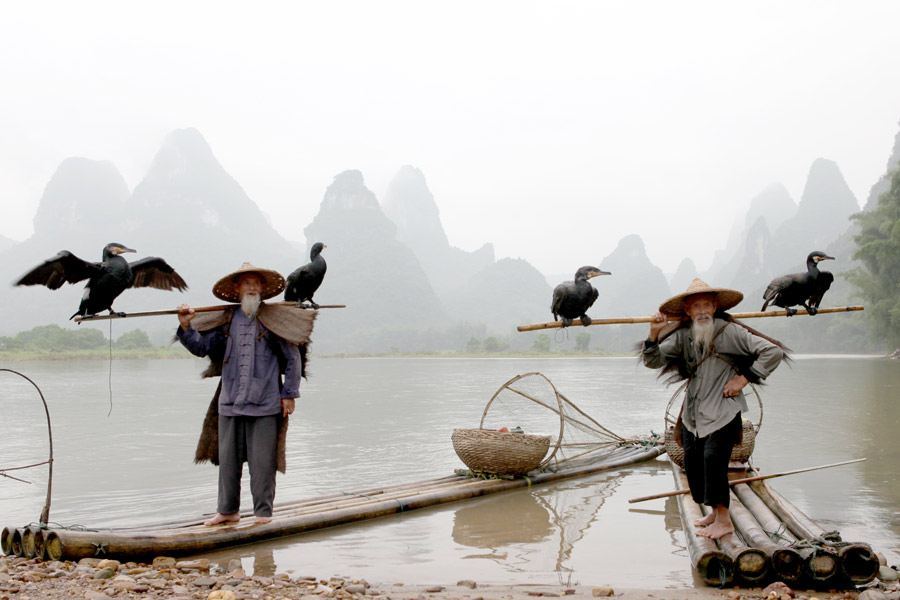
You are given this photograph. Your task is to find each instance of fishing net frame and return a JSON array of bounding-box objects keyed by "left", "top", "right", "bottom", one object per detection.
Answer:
[{"left": 478, "top": 372, "right": 629, "bottom": 471}]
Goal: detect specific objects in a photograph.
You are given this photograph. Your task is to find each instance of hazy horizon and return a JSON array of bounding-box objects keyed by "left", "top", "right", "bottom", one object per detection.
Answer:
[{"left": 3, "top": 1, "right": 900, "bottom": 275}]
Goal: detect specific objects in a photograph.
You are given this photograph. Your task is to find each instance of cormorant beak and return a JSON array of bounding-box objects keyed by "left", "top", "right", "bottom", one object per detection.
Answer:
[
  {"left": 588, "top": 269, "right": 612, "bottom": 279},
  {"left": 815, "top": 255, "right": 835, "bottom": 263},
  {"left": 116, "top": 246, "right": 136, "bottom": 255}
]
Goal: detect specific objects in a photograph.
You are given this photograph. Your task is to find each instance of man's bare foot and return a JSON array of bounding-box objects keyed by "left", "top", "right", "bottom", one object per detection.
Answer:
[
  {"left": 204, "top": 512, "right": 240, "bottom": 526},
  {"left": 694, "top": 513, "right": 716, "bottom": 527},
  {"left": 696, "top": 520, "right": 734, "bottom": 539},
  {"left": 254, "top": 516, "right": 273, "bottom": 525}
]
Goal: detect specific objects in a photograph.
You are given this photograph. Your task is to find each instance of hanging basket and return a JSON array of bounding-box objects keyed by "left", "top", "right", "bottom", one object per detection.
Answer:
[
  {"left": 663, "top": 381, "right": 763, "bottom": 468},
  {"left": 451, "top": 428, "right": 551, "bottom": 475}
]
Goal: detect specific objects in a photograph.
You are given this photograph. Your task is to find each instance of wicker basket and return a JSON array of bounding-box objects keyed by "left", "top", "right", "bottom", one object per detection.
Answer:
[
  {"left": 451, "top": 428, "right": 551, "bottom": 475},
  {"left": 664, "top": 381, "right": 763, "bottom": 469}
]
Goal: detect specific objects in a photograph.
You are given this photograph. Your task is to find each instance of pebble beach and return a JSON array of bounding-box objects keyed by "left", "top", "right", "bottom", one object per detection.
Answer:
[{"left": 2, "top": 554, "right": 899, "bottom": 600}]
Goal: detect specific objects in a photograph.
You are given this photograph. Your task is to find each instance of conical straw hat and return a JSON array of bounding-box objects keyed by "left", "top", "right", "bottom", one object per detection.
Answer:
[
  {"left": 212, "top": 262, "right": 285, "bottom": 302},
  {"left": 659, "top": 278, "right": 743, "bottom": 317}
]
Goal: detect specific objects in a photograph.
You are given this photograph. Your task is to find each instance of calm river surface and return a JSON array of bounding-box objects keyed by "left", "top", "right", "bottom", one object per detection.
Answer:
[{"left": 1, "top": 355, "right": 898, "bottom": 587}]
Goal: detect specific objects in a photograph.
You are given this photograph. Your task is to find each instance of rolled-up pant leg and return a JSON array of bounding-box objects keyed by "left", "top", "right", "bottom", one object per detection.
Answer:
[
  {"left": 682, "top": 413, "right": 741, "bottom": 508},
  {"left": 217, "top": 415, "right": 245, "bottom": 515},
  {"left": 246, "top": 415, "right": 279, "bottom": 517}
]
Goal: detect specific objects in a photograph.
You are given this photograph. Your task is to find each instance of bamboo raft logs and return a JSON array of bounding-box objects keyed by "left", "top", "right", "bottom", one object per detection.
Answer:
[
  {"left": 2, "top": 443, "right": 664, "bottom": 561},
  {"left": 668, "top": 459, "right": 880, "bottom": 589}
]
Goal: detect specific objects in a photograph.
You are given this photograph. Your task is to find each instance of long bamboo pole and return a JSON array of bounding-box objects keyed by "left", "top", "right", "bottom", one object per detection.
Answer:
[
  {"left": 728, "top": 493, "right": 801, "bottom": 584},
  {"left": 73, "top": 302, "right": 346, "bottom": 323},
  {"left": 628, "top": 458, "right": 866, "bottom": 504},
  {"left": 517, "top": 305, "right": 864, "bottom": 332}
]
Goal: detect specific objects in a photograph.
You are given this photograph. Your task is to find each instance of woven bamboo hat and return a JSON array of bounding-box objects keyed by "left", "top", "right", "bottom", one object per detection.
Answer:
[
  {"left": 212, "top": 262, "right": 285, "bottom": 302},
  {"left": 659, "top": 278, "right": 743, "bottom": 317}
]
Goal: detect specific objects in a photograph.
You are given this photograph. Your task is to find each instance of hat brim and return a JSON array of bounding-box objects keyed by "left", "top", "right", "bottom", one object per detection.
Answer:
[
  {"left": 212, "top": 267, "right": 285, "bottom": 302},
  {"left": 659, "top": 288, "right": 743, "bottom": 317}
]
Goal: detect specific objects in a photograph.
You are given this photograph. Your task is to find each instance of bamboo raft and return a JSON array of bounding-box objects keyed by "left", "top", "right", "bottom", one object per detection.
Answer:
[
  {"left": 0, "top": 443, "right": 663, "bottom": 562},
  {"left": 668, "top": 459, "right": 880, "bottom": 589}
]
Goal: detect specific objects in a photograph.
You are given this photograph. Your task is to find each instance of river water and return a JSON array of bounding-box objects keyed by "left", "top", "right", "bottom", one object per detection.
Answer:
[{"left": 1, "top": 355, "right": 898, "bottom": 587}]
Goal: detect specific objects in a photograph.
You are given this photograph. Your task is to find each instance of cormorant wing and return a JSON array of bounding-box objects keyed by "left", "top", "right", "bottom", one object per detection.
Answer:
[
  {"left": 762, "top": 274, "right": 796, "bottom": 302},
  {"left": 550, "top": 282, "right": 571, "bottom": 314},
  {"left": 129, "top": 257, "right": 188, "bottom": 291},
  {"left": 14, "top": 251, "right": 104, "bottom": 290}
]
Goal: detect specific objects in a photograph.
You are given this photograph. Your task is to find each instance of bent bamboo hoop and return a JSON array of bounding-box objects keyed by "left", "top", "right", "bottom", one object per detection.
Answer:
[
  {"left": 73, "top": 302, "right": 346, "bottom": 323},
  {"left": 517, "top": 305, "right": 864, "bottom": 332}
]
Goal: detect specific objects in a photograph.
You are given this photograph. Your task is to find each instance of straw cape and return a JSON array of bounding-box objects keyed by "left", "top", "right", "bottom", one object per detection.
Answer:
[
  {"left": 212, "top": 262, "right": 286, "bottom": 302},
  {"left": 188, "top": 302, "right": 316, "bottom": 474},
  {"left": 659, "top": 278, "right": 744, "bottom": 317}
]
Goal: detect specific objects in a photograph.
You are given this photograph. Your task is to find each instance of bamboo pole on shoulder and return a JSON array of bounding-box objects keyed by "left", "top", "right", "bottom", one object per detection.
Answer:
[
  {"left": 73, "top": 302, "right": 346, "bottom": 323},
  {"left": 517, "top": 305, "right": 864, "bottom": 332}
]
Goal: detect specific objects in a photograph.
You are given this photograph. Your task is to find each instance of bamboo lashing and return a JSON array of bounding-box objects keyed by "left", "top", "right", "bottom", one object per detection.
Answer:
[
  {"left": 73, "top": 302, "right": 346, "bottom": 322},
  {"left": 628, "top": 458, "right": 866, "bottom": 504},
  {"left": 517, "top": 305, "right": 864, "bottom": 332}
]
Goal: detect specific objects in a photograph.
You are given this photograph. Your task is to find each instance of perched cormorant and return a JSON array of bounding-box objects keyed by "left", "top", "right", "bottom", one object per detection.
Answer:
[
  {"left": 551, "top": 266, "right": 611, "bottom": 327},
  {"left": 14, "top": 242, "right": 188, "bottom": 319},
  {"left": 761, "top": 251, "right": 835, "bottom": 316},
  {"left": 285, "top": 242, "right": 327, "bottom": 309}
]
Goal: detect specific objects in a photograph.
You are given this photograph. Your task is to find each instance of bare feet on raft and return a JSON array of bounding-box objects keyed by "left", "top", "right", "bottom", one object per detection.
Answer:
[
  {"left": 254, "top": 516, "right": 273, "bottom": 525},
  {"left": 204, "top": 512, "right": 240, "bottom": 526},
  {"left": 693, "top": 513, "right": 716, "bottom": 528}
]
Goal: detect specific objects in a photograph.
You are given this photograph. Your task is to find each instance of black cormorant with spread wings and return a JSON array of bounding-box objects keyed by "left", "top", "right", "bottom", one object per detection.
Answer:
[
  {"left": 551, "top": 266, "right": 611, "bottom": 327},
  {"left": 761, "top": 251, "right": 835, "bottom": 316},
  {"left": 285, "top": 242, "right": 327, "bottom": 309},
  {"left": 14, "top": 242, "right": 188, "bottom": 319}
]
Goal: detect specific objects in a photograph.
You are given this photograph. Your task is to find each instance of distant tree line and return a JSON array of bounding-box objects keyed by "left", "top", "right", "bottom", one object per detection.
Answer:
[
  {"left": 0, "top": 324, "right": 156, "bottom": 352},
  {"left": 849, "top": 166, "right": 900, "bottom": 353}
]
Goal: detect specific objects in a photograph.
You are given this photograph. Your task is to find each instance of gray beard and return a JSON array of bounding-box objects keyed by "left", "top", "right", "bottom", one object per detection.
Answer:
[
  {"left": 241, "top": 293, "right": 261, "bottom": 319},
  {"left": 691, "top": 317, "right": 715, "bottom": 356}
]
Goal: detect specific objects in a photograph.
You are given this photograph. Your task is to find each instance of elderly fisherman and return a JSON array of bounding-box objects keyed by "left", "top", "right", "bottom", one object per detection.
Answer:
[
  {"left": 642, "top": 279, "right": 785, "bottom": 539},
  {"left": 177, "top": 262, "right": 303, "bottom": 526}
]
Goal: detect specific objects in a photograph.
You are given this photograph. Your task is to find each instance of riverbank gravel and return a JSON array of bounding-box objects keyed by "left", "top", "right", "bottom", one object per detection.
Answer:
[{"left": 2, "top": 554, "right": 899, "bottom": 600}]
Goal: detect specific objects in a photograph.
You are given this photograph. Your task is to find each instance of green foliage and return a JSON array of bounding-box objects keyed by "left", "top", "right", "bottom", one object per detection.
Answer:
[
  {"left": 531, "top": 333, "right": 551, "bottom": 353},
  {"left": 574, "top": 331, "right": 591, "bottom": 352},
  {"left": 848, "top": 166, "right": 900, "bottom": 350},
  {"left": 482, "top": 336, "right": 508, "bottom": 353},
  {"left": 114, "top": 329, "right": 154, "bottom": 350},
  {"left": 465, "top": 336, "right": 482, "bottom": 353}
]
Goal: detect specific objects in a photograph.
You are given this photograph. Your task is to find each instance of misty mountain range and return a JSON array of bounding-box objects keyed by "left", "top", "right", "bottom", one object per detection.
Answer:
[{"left": 2, "top": 125, "right": 898, "bottom": 353}]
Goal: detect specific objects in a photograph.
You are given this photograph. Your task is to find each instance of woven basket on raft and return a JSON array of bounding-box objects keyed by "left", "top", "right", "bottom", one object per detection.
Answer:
[
  {"left": 664, "top": 380, "right": 763, "bottom": 468},
  {"left": 452, "top": 428, "right": 551, "bottom": 476}
]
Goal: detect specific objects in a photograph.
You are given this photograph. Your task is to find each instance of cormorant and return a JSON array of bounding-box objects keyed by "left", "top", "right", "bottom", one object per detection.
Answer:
[
  {"left": 551, "top": 266, "right": 611, "bottom": 327},
  {"left": 14, "top": 242, "right": 188, "bottom": 319},
  {"left": 285, "top": 242, "right": 327, "bottom": 309},
  {"left": 761, "top": 251, "right": 835, "bottom": 316}
]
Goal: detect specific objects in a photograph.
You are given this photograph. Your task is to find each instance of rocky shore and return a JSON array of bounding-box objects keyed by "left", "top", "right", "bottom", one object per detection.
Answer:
[{"left": 2, "top": 554, "right": 899, "bottom": 600}]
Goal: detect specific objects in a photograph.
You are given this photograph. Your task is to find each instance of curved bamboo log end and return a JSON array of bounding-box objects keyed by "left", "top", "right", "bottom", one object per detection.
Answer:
[
  {"left": 839, "top": 543, "right": 880, "bottom": 585},
  {"left": 806, "top": 549, "right": 841, "bottom": 584},
  {"left": 11, "top": 529, "right": 24, "bottom": 557},
  {"left": 734, "top": 548, "right": 771, "bottom": 585},
  {"left": 771, "top": 548, "right": 805, "bottom": 585},
  {"left": 33, "top": 529, "right": 47, "bottom": 560},
  {"left": 43, "top": 531, "right": 63, "bottom": 561},
  {"left": 21, "top": 527, "right": 36, "bottom": 558},
  {"left": 0, "top": 526, "right": 12, "bottom": 556},
  {"left": 697, "top": 552, "right": 734, "bottom": 587}
]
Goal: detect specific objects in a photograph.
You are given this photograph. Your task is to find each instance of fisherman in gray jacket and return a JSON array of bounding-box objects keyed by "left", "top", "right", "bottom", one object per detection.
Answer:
[{"left": 643, "top": 279, "right": 785, "bottom": 539}]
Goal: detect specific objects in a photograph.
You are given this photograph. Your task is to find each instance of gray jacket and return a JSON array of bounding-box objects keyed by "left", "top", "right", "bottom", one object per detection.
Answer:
[{"left": 642, "top": 318, "right": 783, "bottom": 437}]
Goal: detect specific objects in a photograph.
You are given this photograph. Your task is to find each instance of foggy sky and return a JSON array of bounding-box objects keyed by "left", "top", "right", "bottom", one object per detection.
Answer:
[{"left": 2, "top": 1, "right": 900, "bottom": 275}]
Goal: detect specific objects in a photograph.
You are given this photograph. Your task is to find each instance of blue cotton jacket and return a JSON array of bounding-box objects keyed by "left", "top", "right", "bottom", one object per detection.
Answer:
[{"left": 177, "top": 310, "right": 301, "bottom": 417}]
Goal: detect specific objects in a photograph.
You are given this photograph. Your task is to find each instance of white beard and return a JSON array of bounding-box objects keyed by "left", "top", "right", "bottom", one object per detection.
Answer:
[
  {"left": 691, "top": 316, "right": 715, "bottom": 356},
  {"left": 241, "top": 292, "right": 261, "bottom": 319}
]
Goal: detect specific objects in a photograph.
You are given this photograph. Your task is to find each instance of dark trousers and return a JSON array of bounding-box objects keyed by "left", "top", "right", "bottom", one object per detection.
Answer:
[
  {"left": 217, "top": 414, "right": 279, "bottom": 517},
  {"left": 681, "top": 413, "right": 741, "bottom": 508}
]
